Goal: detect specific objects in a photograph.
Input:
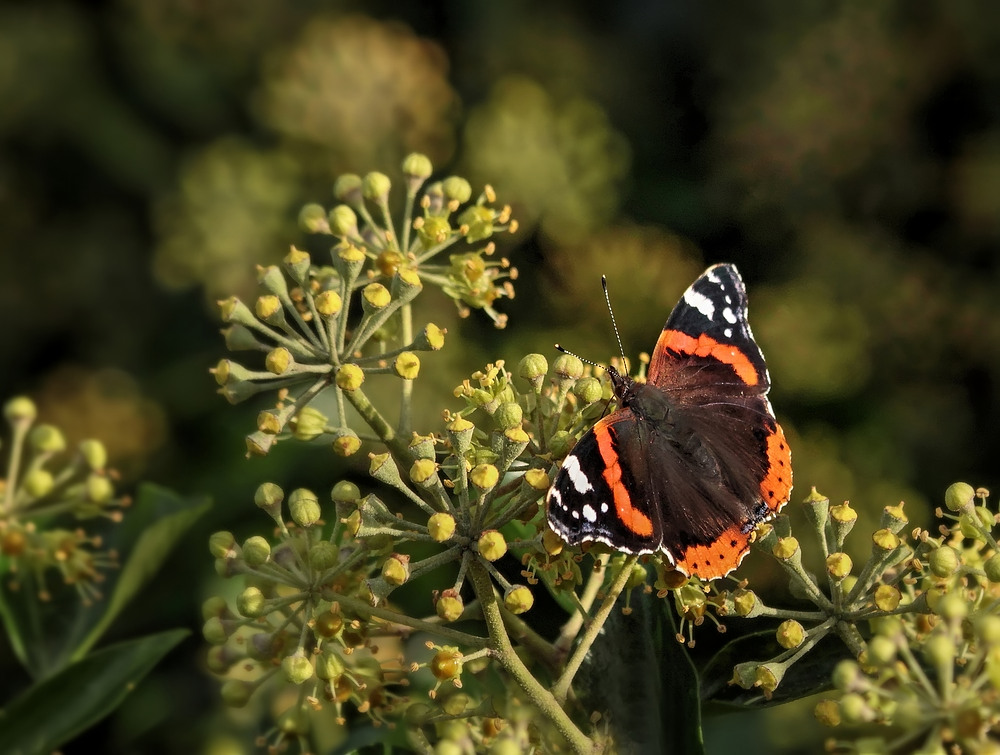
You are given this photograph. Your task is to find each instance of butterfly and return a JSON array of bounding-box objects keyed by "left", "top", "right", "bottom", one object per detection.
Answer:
[{"left": 545, "top": 263, "right": 792, "bottom": 579}]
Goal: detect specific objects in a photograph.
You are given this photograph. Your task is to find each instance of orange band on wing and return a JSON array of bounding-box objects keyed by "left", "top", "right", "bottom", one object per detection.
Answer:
[
  {"left": 656, "top": 330, "right": 759, "bottom": 386},
  {"left": 594, "top": 423, "right": 654, "bottom": 538},
  {"left": 761, "top": 422, "right": 793, "bottom": 512},
  {"left": 675, "top": 525, "right": 751, "bottom": 580}
]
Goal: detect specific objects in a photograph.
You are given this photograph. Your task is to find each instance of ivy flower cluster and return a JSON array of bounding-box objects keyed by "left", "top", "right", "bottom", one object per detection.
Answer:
[
  {"left": 211, "top": 154, "right": 518, "bottom": 458},
  {"left": 0, "top": 396, "right": 124, "bottom": 604}
]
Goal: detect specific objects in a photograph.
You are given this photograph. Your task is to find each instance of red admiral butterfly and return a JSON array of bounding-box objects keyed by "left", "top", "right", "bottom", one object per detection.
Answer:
[{"left": 546, "top": 263, "right": 792, "bottom": 579}]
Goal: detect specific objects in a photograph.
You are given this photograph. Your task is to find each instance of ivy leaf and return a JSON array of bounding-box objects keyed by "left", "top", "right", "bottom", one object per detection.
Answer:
[{"left": 0, "top": 629, "right": 188, "bottom": 754}]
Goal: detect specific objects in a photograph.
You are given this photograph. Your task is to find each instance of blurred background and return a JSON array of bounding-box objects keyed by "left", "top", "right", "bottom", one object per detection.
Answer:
[{"left": 0, "top": 1, "right": 998, "bottom": 752}]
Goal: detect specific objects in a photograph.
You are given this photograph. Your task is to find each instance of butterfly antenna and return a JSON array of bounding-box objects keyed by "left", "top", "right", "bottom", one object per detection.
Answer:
[
  {"left": 602, "top": 276, "right": 629, "bottom": 372},
  {"left": 553, "top": 343, "right": 605, "bottom": 371}
]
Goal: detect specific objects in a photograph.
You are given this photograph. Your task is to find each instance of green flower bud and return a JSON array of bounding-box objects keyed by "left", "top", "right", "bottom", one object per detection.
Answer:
[
  {"left": 255, "top": 294, "right": 282, "bottom": 322},
  {"left": 436, "top": 591, "right": 464, "bottom": 622},
  {"left": 22, "top": 469, "right": 54, "bottom": 498},
  {"left": 331, "top": 481, "right": 361, "bottom": 504},
  {"left": 333, "top": 174, "right": 363, "bottom": 203},
  {"left": 934, "top": 591, "right": 968, "bottom": 621},
  {"left": 470, "top": 464, "right": 500, "bottom": 491},
  {"left": 293, "top": 407, "right": 328, "bottom": 441},
  {"left": 242, "top": 536, "right": 271, "bottom": 567},
  {"left": 299, "top": 203, "right": 330, "bottom": 234},
  {"left": 362, "top": 171, "right": 391, "bottom": 201},
  {"left": 315, "top": 290, "right": 343, "bottom": 317},
  {"left": 209, "top": 531, "right": 238, "bottom": 559},
  {"left": 832, "top": 659, "right": 861, "bottom": 691},
  {"left": 394, "top": 352, "right": 420, "bottom": 379},
  {"left": 493, "top": 402, "right": 523, "bottom": 431},
  {"left": 309, "top": 541, "right": 338, "bottom": 571},
  {"left": 944, "top": 482, "right": 975, "bottom": 512},
  {"left": 428, "top": 513, "right": 456, "bottom": 542},
  {"left": 78, "top": 439, "right": 108, "bottom": 471},
  {"left": 254, "top": 482, "right": 284, "bottom": 518},
  {"left": 880, "top": 502, "right": 908, "bottom": 533},
  {"left": 237, "top": 586, "right": 267, "bottom": 618},
  {"left": 503, "top": 585, "right": 534, "bottom": 615},
  {"left": 573, "top": 376, "right": 604, "bottom": 405},
  {"left": 985, "top": 553, "right": 1000, "bottom": 583},
  {"left": 866, "top": 635, "right": 897, "bottom": 667},
  {"left": 517, "top": 353, "right": 548, "bottom": 388},
  {"left": 316, "top": 648, "right": 346, "bottom": 680},
  {"left": 283, "top": 246, "right": 311, "bottom": 282},
  {"left": 382, "top": 553, "right": 410, "bottom": 586},
  {"left": 331, "top": 428, "right": 362, "bottom": 457},
  {"left": 85, "top": 473, "right": 114, "bottom": 503},
  {"left": 201, "top": 596, "right": 229, "bottom": 621},
  {"left": 329, "top": 205, "right": 358, "bottom": 237},
  {"left": 838, "top": 693, "right": 874, "bottom": 725},
  {"left": 478, "top": 530, "right": 507, "bottom": 561},
  {"left": 336, "top": 364, "right": 365, "bottom": 391},
  {"left": 829, "top": 501, "right": 857, "bottom": 541},
  {"left": 552, "top": 354, "right": 584, "bottom": 381},
  {"left": 4, "top": 396, "right": 37, "bottom": 424},
  {"left": 282, "top": 652, "right": 315, "bottom": 685},
  {"left": 923, "top": 632, "right": 956, "bottom": 669},
  {"left": 978, "top": 615, "right": 1000, "bottom": 645},
  {"left": 289, "top": 488, "right": 321, "bottom": 527},
  {"left": 928, "top": 546, "right": 960, "bottom": 578},
  {"left": 776, "top": 620, "right": 805, "bottom": 649},
  {"left": 549, "top": 431, "right": 573, "bottom": 458},
  {"left": 442, "top": 176, "right": 472, "bottom": 204},
  {"left": 266, "top": 347, "right": 293, "bottom": 375},
  {"left": 29, "top": 424, "right": 66, "bottom": 453},
  {"left": 202, "top": 616, "right": 229, "bottom": 645},
  {"left": 403, "top": 152, "right": 433, "bottom": 180},
  {"left": 220, "top": 679, "right": 254, "bottom": 708}
]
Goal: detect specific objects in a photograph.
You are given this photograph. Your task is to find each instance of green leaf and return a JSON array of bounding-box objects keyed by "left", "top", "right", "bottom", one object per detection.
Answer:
[
  {"left": 0, "top": 484, "right": 208, "bottom": 678},
  {"left": 700, "top": 628, "right": 850, "bottom": 708},
  {"left": 71, "top": 484, "right": 210, "bottom": 660},
  {"left": 578, "top": 571, "right": 704, "bottom": 754},
  {"left": 0, "top": 629, "right": 188, "bottom": 754}
]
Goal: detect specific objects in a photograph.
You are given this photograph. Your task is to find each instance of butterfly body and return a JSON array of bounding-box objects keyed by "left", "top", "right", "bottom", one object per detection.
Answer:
[{"left": 546, "top": 263, "right": 792, "bottom": 579}]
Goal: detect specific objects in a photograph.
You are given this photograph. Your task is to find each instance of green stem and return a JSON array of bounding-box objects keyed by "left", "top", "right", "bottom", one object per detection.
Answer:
[
  {"left": 552, "top": 554, "right": 638, "bottom": 705},
  {"left": 468, "top": 558, "right": 593, "bottom": 755},
  {"left": 342, "top": 386, "right": 411, "bottom": 461},
  {"left": 399, "top": 302, "right": 414, "bottom": 437},
  {"left": 554, "top": 554, "right": 608, "bottom": 654}
]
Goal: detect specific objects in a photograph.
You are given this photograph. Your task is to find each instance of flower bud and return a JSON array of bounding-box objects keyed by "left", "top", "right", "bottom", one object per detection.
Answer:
[
  {"left": 776, "top": 620, "right": 805, "bottom": 649},
  {"left": 78, "top": 439, "right": 108, "bottom": 471},
  {"left": 470, "top": 464, "right": 500, "bottom": 491},
  {"left": 814, "top": 699, "right": 841, "bottom": 727},
  {"left": 29, "top": 424, "right": 66, "bottom": 453},
  {"left": 23, "top": 469, "right": 54, "bottom": 498},
  {"left": 237, "top": 586, "right": 267, "bottom": 618},
  {"left": 944, "top": 482, "right": 975, "bottom": 512},
  {"left": 934, "top": 591, "right": 968, "bottom": 621},
  {"left": 524, "top": 468, "right": 550, "bottom": 491},
  {"left": 255, "top": 482, "right": 284, "bottom": 517},
  {"left": 517, "top": 354, "right": 548, "bottom": 388},
  {"left": 4, "top": 396, "right": 37, "bottom": 424},
  {"left": 928, "top": 546, "right": 960, "bottom": 578},
  {"left": 442, "top": 176, "right": 472, "bottom": 204},
  {"left": 329, "top": 205, "right": 358, "bottom": 237},
  {"left": 282, "top": 652, "right": 315, "bottom": 685},
  {"left": 289, "top": 488, "right": 321, "bottom": 527},
  {"left": 293, "top": 407, "right": 328, "bottom": 441},
  {"left": 332, "top": 481, "right": 361, "bottom": 504},
  {"left": 336, "top": 364, "right": 365, "bottom": 391},
  {"left": 838, "top": 693, "right": 874, "bottom": 725},
  {"left": 242, "top": 536, "right": 271, "bottom": 567},
  {"left": 573, "top": 376, "right": 604, "bottom": 405},
  {"left": 493, "top": 402, "right": 523, "bottom": 431},
  {"left": 428, "top": 513, "right": 456, "bottom": 542},
  {"left": 985, "top": 553, "right": 1000, "bottom": 583},
  {"left": 316, "top": 648, "right": 346, "bottom": 681},
  {"left": 362, "top": 171, "right": 391, "bottom": 201},
  {"left": 299, "top": 203, "right": 329, "bottom": 233},
  {"left": 436, "top": 592, "right": 464, "bottom": 622},
  {"left": 333, "top": 174, "right": 363, "bottom": 203},
  {"left": 402, "top": 152, "right": 433, "bottom": 181},
  {"left": 309, "top": 541, "right": 338, "bottom": 571},
  {"left": 430, "top": 647, "right": 464, "bottom": 680},
  {"left": 394, "top": 352, "right": 420, "bottom": 379},
  {"left": 503, "top": 585, "right": 534, "bottom": 615},
  {"left": 315, "top": 290, "right": 343, "bottom": 317},
  {"left": 552, "top": 354, "right": 584, "bottom": 382},
  {"left": 221, "top": 680, "right": 254, "bottom": 708},
  {"left": 478, "top": 530, "right": 507, "bottom": 561},
  {"left": 382, "top": 553, "right": 411, "bottom": 586},
  {"left": 209, "top": 531, "right": 238, "bottom": 559},
  {"left": 866, "top": 635, "right": 897, "bottom": 667}
]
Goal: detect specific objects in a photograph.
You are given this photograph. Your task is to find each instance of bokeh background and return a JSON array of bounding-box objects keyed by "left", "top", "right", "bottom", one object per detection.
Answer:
[{"left": 1, "top": 1, "right": 999, "bottom": 752}]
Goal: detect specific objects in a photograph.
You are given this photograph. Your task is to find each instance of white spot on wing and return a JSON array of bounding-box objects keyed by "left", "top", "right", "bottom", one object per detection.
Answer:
[
  {"left": 724, "top": 327, "right": 733, "bottom": 338},
  {"left": 600, "top": 502, "right": 608, "bottom": 513},
  {"left": 563, "top": 455, "right": 594, "bottom": 494},
  {"left": 683, "top": 288, "right": 716, "bottom": 321},
  {"left": 723, "top": 307, "right": 737, "bottom": 324},
  {"left": 582, "top": 504, "right": 597, "bottom": 522}
]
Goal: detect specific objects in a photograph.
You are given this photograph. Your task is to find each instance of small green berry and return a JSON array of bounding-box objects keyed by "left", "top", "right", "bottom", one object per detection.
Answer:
[
  {"left": 289, "top": 488, "right": 321, "bottom": 527},
  {"left": 944, "top": 482, "right": 975, "bottom": 512}
]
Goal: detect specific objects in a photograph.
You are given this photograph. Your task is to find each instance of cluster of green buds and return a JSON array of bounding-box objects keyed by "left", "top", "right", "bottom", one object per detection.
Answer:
[
  {"left": 809, "top": 483, "right": 1000, "bottom": 752},
  {"left": 211, "top": 154, "right": 517, "bottom": 457},
  {"left": 0, "top": 396, "right": 124, "bottom": 603}
]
